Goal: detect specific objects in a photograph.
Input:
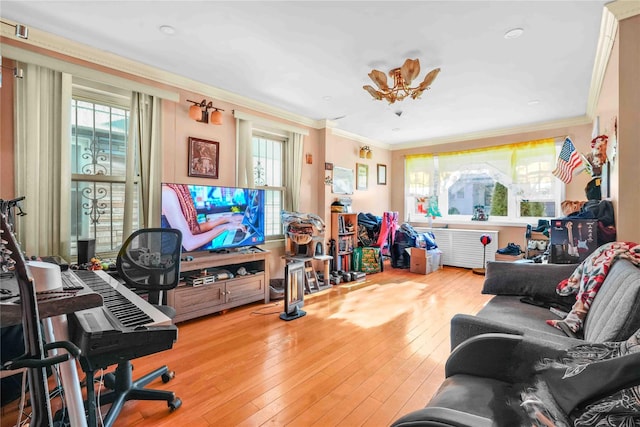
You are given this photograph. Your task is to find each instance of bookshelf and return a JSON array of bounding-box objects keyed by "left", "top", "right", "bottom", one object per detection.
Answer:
[{"left": 331, "top": 212, "right": 358, "bottom": 271}]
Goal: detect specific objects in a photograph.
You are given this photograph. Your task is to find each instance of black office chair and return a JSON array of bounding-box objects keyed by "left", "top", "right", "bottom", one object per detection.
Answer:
[
  {"left": 117, "top": 228, "right": 182, "bottom": 319},
  {"left": 92, "top": 228, "right": 183, "bottom": 427}
]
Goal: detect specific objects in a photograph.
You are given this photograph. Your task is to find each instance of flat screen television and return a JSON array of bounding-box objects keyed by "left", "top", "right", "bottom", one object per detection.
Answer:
[{"left": 161, "top": 183, "right": 265, "bottom": 253}]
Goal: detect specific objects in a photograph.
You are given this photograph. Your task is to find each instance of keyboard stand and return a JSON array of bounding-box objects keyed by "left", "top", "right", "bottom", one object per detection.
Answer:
[{"left": 42, "top": 315, "right": 87, "bottom": 427}]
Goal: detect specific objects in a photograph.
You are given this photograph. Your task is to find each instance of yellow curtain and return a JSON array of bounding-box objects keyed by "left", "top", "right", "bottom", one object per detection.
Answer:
[
  {"left": 405, "top": 154, "right": 435, "bottom": 196},
  {"left": 438, "top": 138, "right": 555, "bottom": 180},
  {"left": 406, "top": 138, "right": 558, "bottom": 206}
]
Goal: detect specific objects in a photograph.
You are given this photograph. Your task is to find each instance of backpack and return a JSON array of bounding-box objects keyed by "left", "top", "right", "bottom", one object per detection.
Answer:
[{"left": 357, "top": 213, "right": 381, "bottom": 247}]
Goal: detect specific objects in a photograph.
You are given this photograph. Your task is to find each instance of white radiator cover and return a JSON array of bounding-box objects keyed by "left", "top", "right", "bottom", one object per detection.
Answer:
[{"left": 415, "top": 228, "right": 499, "bottom": 269}]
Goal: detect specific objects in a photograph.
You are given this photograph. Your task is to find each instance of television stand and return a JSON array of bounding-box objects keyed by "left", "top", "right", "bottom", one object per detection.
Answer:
[
  {"left": 279, "top": 306, "right": 306, "bottom": 321},
  {"left": 168, "top": 249, "right": 270, "bottom": 323}
]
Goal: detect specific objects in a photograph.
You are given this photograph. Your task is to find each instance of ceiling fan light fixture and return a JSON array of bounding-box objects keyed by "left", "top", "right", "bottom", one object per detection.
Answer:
[{"left": 363, "top": 58, "right": 440, "bottom": 104}]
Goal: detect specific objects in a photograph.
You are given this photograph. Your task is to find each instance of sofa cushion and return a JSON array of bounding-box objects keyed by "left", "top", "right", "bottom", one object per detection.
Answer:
[
  {"left": 425, "top": 375, "right": 524, "bottom": 424},
  {"left": 584, "top": 259, "right": 640, "bottom": 342},
  {"left": 482, "top": 262, "right": 576, "bottom": 301},
  {"left": 477, "top": 296, "right": 579, "bottom": 344}
]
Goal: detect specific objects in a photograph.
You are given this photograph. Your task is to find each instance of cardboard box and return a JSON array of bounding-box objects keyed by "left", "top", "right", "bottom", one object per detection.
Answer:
[
  {"left": 549, "top": 218, "right": 598, "bottom": 264},
  {"left": 495, "top": 253, "right": 524, "bottom": 262},
  {"left": 409, "top": 247, "right": 442, "bottom": 275}
]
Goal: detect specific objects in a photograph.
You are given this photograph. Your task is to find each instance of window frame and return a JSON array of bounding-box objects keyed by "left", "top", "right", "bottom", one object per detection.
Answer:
[
  {"left": 405, "top": 140, "right": 564, "bottom": 225},
  {"left": 252, "top": 128, "right": 287, "bottom": 240},
  {"left": 70, "top": 82, "right": 136, "bottom": 258}
]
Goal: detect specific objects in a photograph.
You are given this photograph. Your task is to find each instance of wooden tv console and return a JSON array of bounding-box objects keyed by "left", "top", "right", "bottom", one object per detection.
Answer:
[{"left": 167, "top": 247, "right": 270, "bottom": 323}]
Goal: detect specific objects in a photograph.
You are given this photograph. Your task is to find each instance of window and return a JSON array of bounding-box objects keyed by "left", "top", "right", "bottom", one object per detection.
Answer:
[
  {"left": 71, "top": 86, "right": 138, "bottom": 256},
  {"left": 405, "top": 138, "right": 562, "bottom": 223},
  {"left": 252, "top": 131, "right": 286, "bottom": 237}
]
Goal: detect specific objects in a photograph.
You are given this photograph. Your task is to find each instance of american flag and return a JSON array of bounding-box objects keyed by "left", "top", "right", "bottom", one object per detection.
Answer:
[{"left": 552, "top": 137, "right": 583, "bottom": 184}]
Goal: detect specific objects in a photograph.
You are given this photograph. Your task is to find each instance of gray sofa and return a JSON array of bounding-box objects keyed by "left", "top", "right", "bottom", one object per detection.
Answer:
[
  {"left": 390, "top": 259, "right": 640, "bottom": 426},
  {"left": 391, "top": 332, "right": 640, "bottom": 427},
  {"left": 450, "top": 259, "right": 640, "bottom": 350}
]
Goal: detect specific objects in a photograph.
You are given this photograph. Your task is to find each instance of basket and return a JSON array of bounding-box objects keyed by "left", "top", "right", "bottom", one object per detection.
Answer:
[{"left": 288, "top": 229, "right": 312, "bottom": 244}]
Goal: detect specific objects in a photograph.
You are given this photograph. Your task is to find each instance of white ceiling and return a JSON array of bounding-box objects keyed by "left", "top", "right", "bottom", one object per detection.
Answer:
[{"left": 1, "top": 1, "right": 610, "bottom": 147}]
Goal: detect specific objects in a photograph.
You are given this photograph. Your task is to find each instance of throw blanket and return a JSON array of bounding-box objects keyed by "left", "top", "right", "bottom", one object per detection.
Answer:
[
  {"left": 521, "top": 327, "right": 640, "bottom": 427},
  {"left": 547, "top": 241, "right": 640, "bottom": 335}
]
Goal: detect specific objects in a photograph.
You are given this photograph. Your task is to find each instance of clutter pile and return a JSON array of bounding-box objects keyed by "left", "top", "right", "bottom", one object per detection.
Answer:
[
  {"left": 281, "top": 211, "right": 325, "bottom": 248},
  {"left": 390, "top": 223, "right": 440, "bottom": 274}
]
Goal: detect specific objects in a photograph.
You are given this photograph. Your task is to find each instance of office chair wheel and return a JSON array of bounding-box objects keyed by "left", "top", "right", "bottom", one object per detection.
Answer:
[
  {"left": 168, "top": 397, "right": 182, "bottom": 412},
  {"left": 162, "top": 370, "right": 175, "bottom": 383}
]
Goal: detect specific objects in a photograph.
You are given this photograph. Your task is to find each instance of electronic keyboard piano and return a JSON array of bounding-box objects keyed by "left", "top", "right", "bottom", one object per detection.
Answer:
[{"left": 67, "top": 269, "right": 177, "bottom": 371}]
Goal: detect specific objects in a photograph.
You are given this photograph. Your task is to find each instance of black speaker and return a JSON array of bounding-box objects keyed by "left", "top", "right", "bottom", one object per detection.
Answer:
[{"left": 77, "top": 238, "right": 95, "bottom": 264}]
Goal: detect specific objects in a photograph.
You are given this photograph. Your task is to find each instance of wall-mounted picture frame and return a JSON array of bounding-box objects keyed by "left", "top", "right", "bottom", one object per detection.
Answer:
[
  {"left": 325, "top": 162, "right": 334, "bottom": 171},
  {"left": 356, "top": 163, "right": 368, "bottom": 190},
  {"left": 188, "top": 137, "right": 219, "bottom": 179},
  {"left": 332, "top": 166, "right": 354, "bottom": 194},
  {"left": 377, "top": 163, "right": 387, "bottom": 185}
]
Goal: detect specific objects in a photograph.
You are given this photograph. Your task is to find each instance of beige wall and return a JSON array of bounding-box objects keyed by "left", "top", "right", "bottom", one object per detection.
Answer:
[
  {"left": 615, "top": 14, "right": 640, "bottom": 243},
  {"left": 0, "top": 57, "right": 16, "bottom": 200},
  {"left": 324, "top": 132, "right": 392, "bottom": 216}
]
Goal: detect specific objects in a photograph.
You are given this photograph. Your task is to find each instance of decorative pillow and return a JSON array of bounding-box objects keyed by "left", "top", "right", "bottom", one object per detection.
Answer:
[
  {"left": 520, "top": 328, "right": 640, "bottom": 427},
  {"left": 482, "top": 262, "right": 576, "bottom": 299}
]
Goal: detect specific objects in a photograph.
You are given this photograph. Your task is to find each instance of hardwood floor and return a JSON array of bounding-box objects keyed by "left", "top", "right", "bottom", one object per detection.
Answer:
[{"left": 1, "top": 262, "right": 491, "bottom": 427}]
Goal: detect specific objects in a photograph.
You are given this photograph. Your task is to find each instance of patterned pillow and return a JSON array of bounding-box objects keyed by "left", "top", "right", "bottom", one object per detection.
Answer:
[{"left": 520, "top": 329, "right": 640, "bottom": 427}]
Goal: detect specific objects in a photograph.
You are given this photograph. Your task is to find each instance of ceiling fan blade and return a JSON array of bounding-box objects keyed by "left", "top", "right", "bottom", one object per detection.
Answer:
[
  {"left": 363, "top": 85, "right": 383, "bottom": 100},
  {"left": 400, "top": 58, "right": 420, "bottom": 85},
  {"left": 368, "top": 69, "right": 389, "bottom": 92}
]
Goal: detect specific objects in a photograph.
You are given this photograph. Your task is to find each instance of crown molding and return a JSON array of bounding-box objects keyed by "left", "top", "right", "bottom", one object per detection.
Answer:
[
  {"left": 606, "top": 0, "right": 640, "bottom": 21},
  {"left": 586, "top": 6, "right": 618, "bottom": 118},
  {"left": 0, "top": 18, "right": 328, "bottom": 130},
  {"left": 1, "top": 43, "right": 181, "bottom": 101},
  {"left": 585, "top": 0, "right": 639, "bottom": 118},
  {"left": 318, "top": 119, "right": 338, "bottom": 129},
  {"left": 330, "top": 128, "right": 389, "bottom": 150},
  {"left": 232, "top": 110, "right": 309, "bottom": 136},
  {"left": 392, "top": 115, "right": 592, "bottom": 151}
]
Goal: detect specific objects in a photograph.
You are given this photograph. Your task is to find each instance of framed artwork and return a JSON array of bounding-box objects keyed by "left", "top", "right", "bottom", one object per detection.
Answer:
[
  {"left": 188, "top": 137, "right": 219, "bottom": 179},
  {"left": 377, "top": 164, "right": 387, "bottom": 185},
  {"left": 325, "top": 162, "right": 334, "bottom": 170},
  {"left": 332, "top": 166, "right": 354, "bottom": 194},
  {"left": 356, "top": 163, "right": 368, "bottom": 190}
]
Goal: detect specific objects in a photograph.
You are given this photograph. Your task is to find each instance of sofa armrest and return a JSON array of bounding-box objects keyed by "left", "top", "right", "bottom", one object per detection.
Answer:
[
  {"left": 445, "top": 333, "right": 567, "bottom": 383},
  {"left": 482, "top": 261, "right": 577, "bottom": 301},
  {"left": 390, "top": 406, "right": 493, "bottom": 427},
  {"left": 450, "top": 313, "right": 524, "bottom": 350}
]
